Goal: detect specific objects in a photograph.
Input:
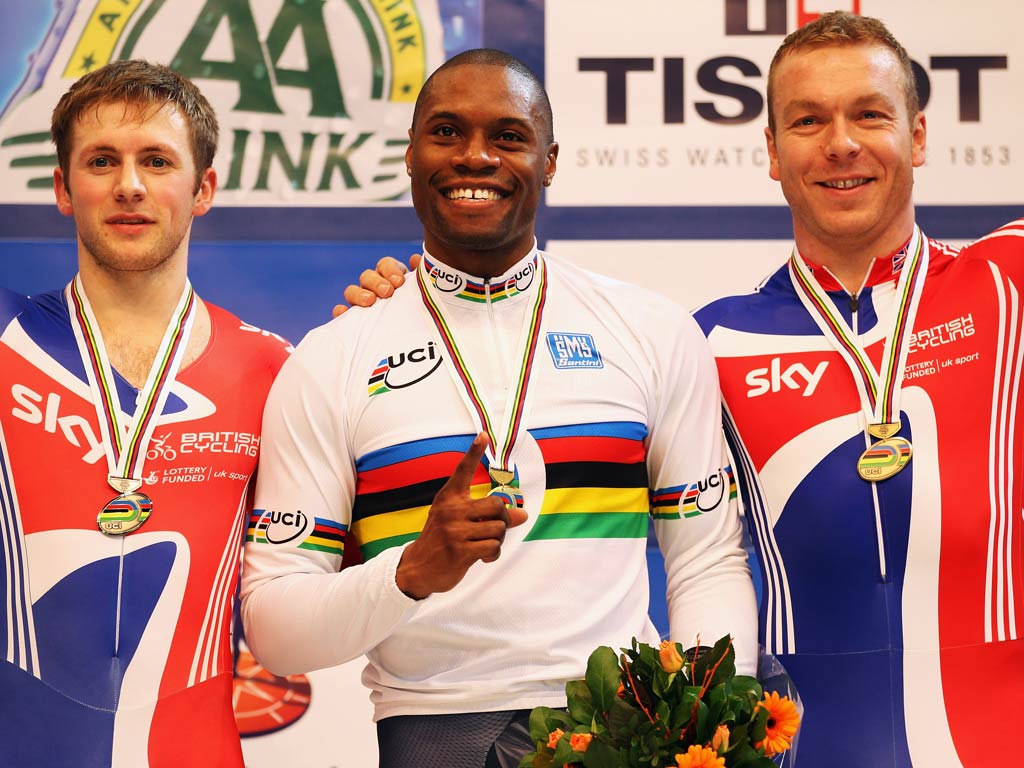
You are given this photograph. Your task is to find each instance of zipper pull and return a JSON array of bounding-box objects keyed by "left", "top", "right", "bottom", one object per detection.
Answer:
[{"left": 849, "top": 293, "right": 859, "bottom": 314}]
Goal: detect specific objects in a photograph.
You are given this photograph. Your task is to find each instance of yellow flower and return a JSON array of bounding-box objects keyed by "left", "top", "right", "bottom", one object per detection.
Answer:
[
  {"left": 674, "top": 744, "right": 726, "bottom": 768},
  {"left": 711, "top": 724, "right": 730, "bottom": 752},
  {"left": 569, "top": 732, "right": 593, "bottom": 752},
  {"left": 755, "top": 691, "right": 801, "bottom": 757},
  {"left": 659, "top": 640, "right": 683, "bottom": 673},
  {"left": 546, "top": 728, "right": 565, "bottom": 750}
]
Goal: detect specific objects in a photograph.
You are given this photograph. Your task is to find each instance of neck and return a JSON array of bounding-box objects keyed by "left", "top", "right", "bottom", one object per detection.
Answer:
[
  {"left": 795, "top": 225, "right": 916, "bottom": 294},
  {"left": 78, "top": 261, "right": 188, "bottom": 333},
  {"left": 425, "top": 240, "right": 535, "bottom": 279}
]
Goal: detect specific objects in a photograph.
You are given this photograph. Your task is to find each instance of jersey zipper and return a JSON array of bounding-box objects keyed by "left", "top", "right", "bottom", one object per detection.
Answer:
[{"left": 850, "top": 290, "right": 889, "bottom": 582}]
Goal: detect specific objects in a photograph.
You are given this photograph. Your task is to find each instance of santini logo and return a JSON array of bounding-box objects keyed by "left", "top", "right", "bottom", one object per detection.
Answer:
[
  {"left": 546, "top": 332, "right": 603, "bottom": 369},
  {"left": 367, "top": 342, "right": 443, "bottom": 396},
  {"left": 746, "top": 359, "right": 827, "bottom": 398}
]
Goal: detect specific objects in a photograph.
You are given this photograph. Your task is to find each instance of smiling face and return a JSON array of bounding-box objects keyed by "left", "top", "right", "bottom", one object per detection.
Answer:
[
  {"left": 53, "top": 99, "right": 215, "bottom": 278},
  {"left": 766, "top": 42, "right": 925, "bottom": 271},
  {"left": 406, "top": 63, "right": 558, "bottom": 277}
]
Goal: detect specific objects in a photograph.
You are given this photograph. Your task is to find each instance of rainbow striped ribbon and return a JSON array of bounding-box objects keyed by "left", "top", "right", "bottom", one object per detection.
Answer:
[
  {"left": 416, "top": 255, "right": 547, "bottom": 475},
  {"left": 788, "top": 226, "right": 929, "bottom": 429},
  {"left": 67, "top": 275, "right": 196, "bottom": 492}
]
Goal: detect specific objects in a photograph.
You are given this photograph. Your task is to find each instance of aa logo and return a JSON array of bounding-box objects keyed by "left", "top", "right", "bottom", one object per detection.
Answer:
[{"left": 0, "top": 1, "right": 480, "bottom": 205}]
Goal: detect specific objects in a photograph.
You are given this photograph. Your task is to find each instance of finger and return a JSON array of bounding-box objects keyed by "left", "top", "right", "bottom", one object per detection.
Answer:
[
  {"left": 332, "top": 303, "right": 347, "bottom": 318},
  {"left": 408, "top": 253, "right": 423, "bottom": 272},
  {"left": 441, "top": 433, "right": 489, "bottom": 495},
  {"left": 343, "top": 284, "right": 377, "bottom": 308},
  {"left": 358, "top": 268, "right": 394, "bottom": 298},
  {"left": 376, "top": 257, "right": 409, "bottom": 288}
]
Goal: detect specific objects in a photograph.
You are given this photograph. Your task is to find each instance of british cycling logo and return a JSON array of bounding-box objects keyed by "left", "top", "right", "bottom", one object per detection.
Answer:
[{"left": 367, "top": 341, "right": 443, "bottom": 396}]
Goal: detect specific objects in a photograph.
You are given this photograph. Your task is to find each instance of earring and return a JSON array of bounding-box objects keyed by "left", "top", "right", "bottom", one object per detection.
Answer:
[{"left": 406, "top": 166, "right": 412, "bottom": 176}]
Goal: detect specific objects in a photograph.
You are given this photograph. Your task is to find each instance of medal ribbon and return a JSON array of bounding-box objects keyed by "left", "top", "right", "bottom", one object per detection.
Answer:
[
  {"left": 416, "top": 255, "right": 547, "bottom": 473},
  {"left": 67, "top": 275, "right": 196, "bottom": 489},
  {"left": 788, "top": 226, "right": 928, "bottom": 429}
]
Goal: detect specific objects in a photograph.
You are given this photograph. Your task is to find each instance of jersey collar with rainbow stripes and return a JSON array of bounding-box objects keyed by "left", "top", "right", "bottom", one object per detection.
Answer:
[{"left": 420, "top": 244, "right": 540, "bottom": 306}]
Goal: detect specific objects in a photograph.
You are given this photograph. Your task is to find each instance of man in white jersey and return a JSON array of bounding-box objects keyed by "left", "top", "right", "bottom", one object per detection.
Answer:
[{"left": 240, "top": 49, "right": 756, "bottom": 768}]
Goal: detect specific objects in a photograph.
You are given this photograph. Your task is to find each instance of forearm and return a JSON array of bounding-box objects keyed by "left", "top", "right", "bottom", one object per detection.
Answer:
[
  {"left": 240, "top": 545, "right": 419, "bottom": 675},
  {"left": 665, "top": 543, "right": 757, "bottom": 675}
]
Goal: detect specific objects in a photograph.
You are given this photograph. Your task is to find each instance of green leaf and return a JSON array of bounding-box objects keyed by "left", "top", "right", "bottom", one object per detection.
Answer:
[
  {"left": 551, "top": 735, "right": 575, "bottom": 765},
  {"left": 586, "top": 646, "right": 622, "bottom": 713},
  {"left": 529, "top": 707, "right": 573, "bottom": 744},
  {"left": 566, "top": 679, "right": 596, "bottom": 725},
  {"left": 582, "top": 738, "right": 625, "bottom": 768}
]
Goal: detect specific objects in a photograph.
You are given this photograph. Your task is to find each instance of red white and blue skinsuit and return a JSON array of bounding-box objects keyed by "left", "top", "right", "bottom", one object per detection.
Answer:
[
  {"left": 0, "top": 287, "right": 289, "bottom": 768},
  {"left": 695, "top": 220, "right": 1024, "bottom": 768}
]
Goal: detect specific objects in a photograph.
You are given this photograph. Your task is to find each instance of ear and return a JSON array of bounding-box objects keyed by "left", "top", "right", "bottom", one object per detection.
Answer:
[
  {"left": 53, "top": 168, "right": 74, "bottom": 217},
  {"left": 910, "top": 111, "right": 927, "bottom": 168},
  {"left": 405, "top": 129, "right": 414, "bottom": 174},
  {"left": 765, "top": 126, "right": 781, "bottom": 182},
  {"left": 543, "top": 141, "right": 559, "bottom": 186},
  {"left": 192, "top": 167, "right": 216, "bottom": 217}
]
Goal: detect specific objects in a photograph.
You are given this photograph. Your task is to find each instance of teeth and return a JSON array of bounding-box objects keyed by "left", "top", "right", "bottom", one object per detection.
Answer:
[
  {"left": 823, "top": 178, "right": 869, "bottom": 189},
  {"left": 447, "top": 188, "right": 502, "bottom": 200}
]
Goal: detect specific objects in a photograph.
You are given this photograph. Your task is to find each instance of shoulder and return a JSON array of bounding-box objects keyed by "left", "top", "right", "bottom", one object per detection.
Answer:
[
  {"left": 205, "top": 301, "right": 293, "bottom": 372},
  {"left": 543, "top": 252, "right": 693, "bottom": 330},
  {"left": 0, "top": 286, "right": 34, "bottom": 330},
  {"left": 694, "top": 261, "right": 792, "bottom": 338},
  {"left": 0, "top": 287, "right": 68, "bottom": 337},
  {"left": 954, "top": 219, "right": 1024, "bottom": 277}
]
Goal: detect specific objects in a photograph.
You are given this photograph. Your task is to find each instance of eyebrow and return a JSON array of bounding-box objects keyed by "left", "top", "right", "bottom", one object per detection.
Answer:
[
  {"left": 783, "top": 92, "right": 898, "bottom": 115},
  {"left": 423, "top": 111, "right": 535, "bottom": 131},
  {"left": 78, "top": 142, "right": 180, "bottom": 157}
]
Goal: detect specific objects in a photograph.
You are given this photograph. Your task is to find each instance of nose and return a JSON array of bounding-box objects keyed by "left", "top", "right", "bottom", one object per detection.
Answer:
[
  {"left": 823, "top": 118, "right": 861, "bottom": 160},
  {"left": 452, "top": 131, "right": 498, "bottom": 172},
  {"left": 113, "top": 161, "right": 146, "bottom": 202}
]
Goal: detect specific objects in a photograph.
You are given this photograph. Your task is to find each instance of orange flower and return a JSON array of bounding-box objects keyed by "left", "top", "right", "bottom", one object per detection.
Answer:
[
  {"left": 674, "top": 744, "right": 725, "bottom": 768},
  {"left": 569, "top": 732, "right": 593, "bottom": 752},
  {"left": 546, "top": 728, "right": 565, "bottom": 750},
  {"left": 659, "top": 640, "right": 683, "bottom": 673},
  {"left": 755, "top": 691, "right": 801, "bottom": 757},
  {"left": 711, "top": 724, "right": 730, "bottom": 752}
]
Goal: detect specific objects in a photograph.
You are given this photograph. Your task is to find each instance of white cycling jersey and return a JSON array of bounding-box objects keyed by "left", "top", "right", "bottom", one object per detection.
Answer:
[{"left": 240, "top": 246, "right": 756, "bottom": 720}]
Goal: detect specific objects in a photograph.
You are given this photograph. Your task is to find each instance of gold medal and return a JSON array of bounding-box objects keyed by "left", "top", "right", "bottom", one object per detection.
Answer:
[
  {"left": 857, "top": 436, "right": 913, "bottom": 481},
  {"left": 487, "top": 468, "right": 523, "bottom": 510},
  {"left": 97, "top": 491, "right": 153, "bottom": 535},
  {"left": 867, "top": 421, "right": 902, "bottom": 439},
  {"left": 487, "top": 484, "right": 524, "bottom": 510}
]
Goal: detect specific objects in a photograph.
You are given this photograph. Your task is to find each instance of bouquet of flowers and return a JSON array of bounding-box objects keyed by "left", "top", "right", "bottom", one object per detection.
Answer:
[{"left": 520, "top": 635, "right": 800, "bottom": 768}]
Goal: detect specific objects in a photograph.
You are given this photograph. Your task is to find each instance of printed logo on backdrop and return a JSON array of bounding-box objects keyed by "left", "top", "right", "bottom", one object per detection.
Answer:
[
  {"left": 545, "top": 0, "right": 1018, "bottom": 206},
  {"left": 0, "top": 0, "right": 482, "bottom": 205}
]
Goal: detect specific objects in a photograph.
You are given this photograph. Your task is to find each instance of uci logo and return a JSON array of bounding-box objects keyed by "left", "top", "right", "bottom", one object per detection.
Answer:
[
  {"left": 261, "top": 510, "right": 309, "bottom": 545},
  {"left": 510, "top": 262, "right": 535, "bottom": 292},
  {"left": 694, "top": 471, "right": 725, "bottom": 513},
  {"left": 430, "top": 266, "right": 465, "bottom": 293},
  {"left": 368, "top": 342, "right": 443, "bottom": 396}
]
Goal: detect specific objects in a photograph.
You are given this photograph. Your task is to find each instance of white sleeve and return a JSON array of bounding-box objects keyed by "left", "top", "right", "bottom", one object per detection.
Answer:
[
  {"left": 239, "top": 332, "right": 419, "bottom": 675},
  {"left": 647, "top": 309, "right": 758, "bottom": 675}
]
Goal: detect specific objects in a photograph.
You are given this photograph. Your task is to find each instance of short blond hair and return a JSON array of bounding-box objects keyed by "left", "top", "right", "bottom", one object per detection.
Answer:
[{"left": 766, "top": 11, "right": 918, "bottom": 133}]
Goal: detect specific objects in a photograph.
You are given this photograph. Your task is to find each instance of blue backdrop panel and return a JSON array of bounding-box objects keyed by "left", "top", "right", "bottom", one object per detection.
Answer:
[{"left": 0, "top": 239, "right": 420, "bottom": 345}]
